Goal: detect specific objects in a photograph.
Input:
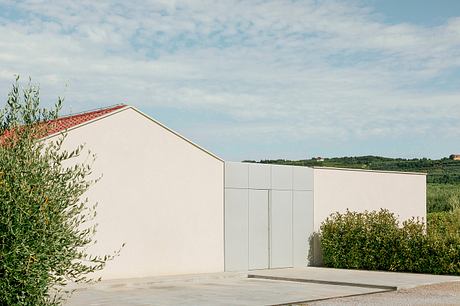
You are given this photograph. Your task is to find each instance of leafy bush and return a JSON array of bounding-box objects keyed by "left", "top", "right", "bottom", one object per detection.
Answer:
[
  {"left": 0, "top": 79, "right": 120, "bottom": 305},
  {"left": 320, "top": 209, "right": 460, "bottom": 275},
  {"left": 428, "top": 209, "right": 460, "bottom": 236}
]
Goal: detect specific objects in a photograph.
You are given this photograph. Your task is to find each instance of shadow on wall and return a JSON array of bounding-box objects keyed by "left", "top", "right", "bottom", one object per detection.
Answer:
[{"left": 308, "top": 232, "right": 323, "bottom": 267}]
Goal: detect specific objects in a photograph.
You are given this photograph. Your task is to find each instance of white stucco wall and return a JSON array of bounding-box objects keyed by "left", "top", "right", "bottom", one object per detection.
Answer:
[
  {"left": 313, "top": 167, "right": 426, "bottom": 231},
  {"left": 48, "top": 107, "right": 224, "bottom": 279}
]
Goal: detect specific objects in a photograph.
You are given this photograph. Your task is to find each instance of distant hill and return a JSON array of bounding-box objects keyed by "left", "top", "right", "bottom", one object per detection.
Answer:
[{"left": 244, "top": 156, "right": 460, "bottom": 184}]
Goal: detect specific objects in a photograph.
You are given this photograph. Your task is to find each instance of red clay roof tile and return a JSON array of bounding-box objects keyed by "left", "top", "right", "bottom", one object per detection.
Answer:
[{"left": 46, "top": 104, "right": 126, "bottom": 136}]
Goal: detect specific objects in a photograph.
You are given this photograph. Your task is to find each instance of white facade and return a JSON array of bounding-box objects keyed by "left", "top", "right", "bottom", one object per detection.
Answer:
[
  {"left": 313, "top": 167, "right": 426, "bottom": 231},
  {"left": 47, "top": 106, "right": 224, "bottom": 279},
  {"left": 45, "top": 105, "right": 427, "bottom": 279},
  {"left": 224, "top": 162, "right": 426, "bottom": 271},
  {"left": 224, "top": 162, "right": 314, "bottom": 271}
]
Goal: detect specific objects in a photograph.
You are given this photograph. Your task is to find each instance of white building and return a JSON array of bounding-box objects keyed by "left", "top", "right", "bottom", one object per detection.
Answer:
[{"left": 44, "top": 105, "right": 426, "bottom": 279}]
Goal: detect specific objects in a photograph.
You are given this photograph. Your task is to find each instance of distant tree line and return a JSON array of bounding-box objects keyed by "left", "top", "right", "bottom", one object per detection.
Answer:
[{"left": 245, "top": 155, "right": 460, "bottom": 184}]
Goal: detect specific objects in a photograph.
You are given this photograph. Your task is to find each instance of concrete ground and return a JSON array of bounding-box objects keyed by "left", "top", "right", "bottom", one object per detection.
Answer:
[
  {"left": 65, "top": 272, "right": 385, "bottom": 306},
  {"left": 249, "top": 267, "right": 460, "bottom": 290},
  {"left": 65, "top": 268, "right": 460, "bottom": 306},
  {"left": 307, "top": 281, "right": 460, "bottom": 305}
]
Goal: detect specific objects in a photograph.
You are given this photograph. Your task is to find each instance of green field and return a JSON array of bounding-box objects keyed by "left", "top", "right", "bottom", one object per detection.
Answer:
[{"left": 245, "top": 156, "right": 460, "bottom": 213}]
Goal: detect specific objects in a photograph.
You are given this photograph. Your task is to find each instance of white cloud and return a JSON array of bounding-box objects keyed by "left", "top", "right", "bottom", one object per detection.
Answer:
[{"left": 0, "top": 0, "right": 460, "bottom": 158}]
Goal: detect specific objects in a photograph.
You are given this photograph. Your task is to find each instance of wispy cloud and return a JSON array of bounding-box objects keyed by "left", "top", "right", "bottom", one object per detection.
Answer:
[{"left": 0, "top": 0, "right": 459, "bottom": 159}]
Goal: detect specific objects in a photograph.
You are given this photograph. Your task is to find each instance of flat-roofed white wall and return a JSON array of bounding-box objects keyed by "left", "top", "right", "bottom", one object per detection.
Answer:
[
  {"left": 224, "top": 162, "right": 314, "bottom": 271},
  {"left": 313, "top": 168, "right": 426, "bottom": 231},
  {"left": 48, "top": 108, "right": 224, "bottom": 279}
]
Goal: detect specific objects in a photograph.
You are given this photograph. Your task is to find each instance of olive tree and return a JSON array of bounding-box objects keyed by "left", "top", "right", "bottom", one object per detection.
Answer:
[{"left": 0, "top": 78, "right": 119, "bottom": 305}]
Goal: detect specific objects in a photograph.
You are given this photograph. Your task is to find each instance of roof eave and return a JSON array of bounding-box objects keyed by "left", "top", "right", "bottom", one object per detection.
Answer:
[{"left": 41, "top": 105, "right": 224, "bottom": 162}]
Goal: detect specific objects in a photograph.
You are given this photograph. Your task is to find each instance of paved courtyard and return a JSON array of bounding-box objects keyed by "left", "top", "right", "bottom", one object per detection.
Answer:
[
  {"left": 249, "top": 267, "right": 460, "bottom": 290},
  {"left": 65, "top": 268, "right": 460, "bottom": 306},
  {"left": 308, "top": 281, "right": 460, "bottom": 305},
  {"left": 65, "top": 272, "right": 386, "bottom": 305}
]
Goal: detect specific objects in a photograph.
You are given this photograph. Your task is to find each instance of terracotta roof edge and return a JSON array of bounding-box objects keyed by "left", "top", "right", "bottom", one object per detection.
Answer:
[
  {"left": 41, "top": 104, "right": 130, "bottom": 140},
  {"left": 41, "top": 105, "right": 223, "bottom": 162}
]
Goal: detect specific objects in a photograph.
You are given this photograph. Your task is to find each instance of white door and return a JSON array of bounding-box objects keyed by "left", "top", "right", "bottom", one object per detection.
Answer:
[
  {"left": 248, "top": 190, "right": 269, "bottom": 270},
  {"left": 293, "top": 191, "right": 314, "bottom": 266},
  {"left": 270, "top": 190, "right": 293, "bottom": 268}
]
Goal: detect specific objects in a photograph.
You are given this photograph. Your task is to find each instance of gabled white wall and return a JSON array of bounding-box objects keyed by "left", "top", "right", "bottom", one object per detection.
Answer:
[
  {"left": 313, "top": 167, "right": 426, "bottom": 231},
  {"left": 49, "top": 107, "right": 224, "bottom": 279}
]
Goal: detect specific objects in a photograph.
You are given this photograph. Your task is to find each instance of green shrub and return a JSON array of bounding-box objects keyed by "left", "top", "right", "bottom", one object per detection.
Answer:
[
  {"left": 427, "top": 209, "right": 460, "bottom": 236},
  {"left": 0, "top": 78, "right": 120, "bottom": 305},
  {"left": 320, "top": 209, "right": 460, "bottom": 275}
]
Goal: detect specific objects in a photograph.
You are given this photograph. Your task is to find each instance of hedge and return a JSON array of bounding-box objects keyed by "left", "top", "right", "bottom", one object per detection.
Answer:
[{"left": 319, "top": 209, "right": 460, "bottom": 275}]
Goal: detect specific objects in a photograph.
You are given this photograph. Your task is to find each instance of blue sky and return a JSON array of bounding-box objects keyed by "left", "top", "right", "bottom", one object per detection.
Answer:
[{"left": 0, "top": 1, "right": 459, "bottom": 161}]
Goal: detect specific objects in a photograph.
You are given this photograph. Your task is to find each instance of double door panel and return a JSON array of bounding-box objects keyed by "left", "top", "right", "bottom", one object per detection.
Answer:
[{"left": 248, "top": 190, "right": 293, "bottom": 270}]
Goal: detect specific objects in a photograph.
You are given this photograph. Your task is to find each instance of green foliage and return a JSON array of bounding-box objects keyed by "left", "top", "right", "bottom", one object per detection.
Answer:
[
  {"left": 320, "top": 209, "right": 460, "bottom": 275},
  {"left": 0, "top": 78, "right": 119, "bottom": 305},
  {"left": 427, "top": 209, "right": 460, "bottom": 236},
  {"left": 427, "top": 184, "right": 460, "bottom": 213}
]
